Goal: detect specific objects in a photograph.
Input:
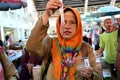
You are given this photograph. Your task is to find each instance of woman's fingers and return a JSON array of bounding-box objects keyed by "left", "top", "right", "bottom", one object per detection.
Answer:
[
  {"left": 79, "top": 68, "right": 93, "bottom": 78},
  {"left": 46, "top": 0, "right": 62, "bottom": 16}
]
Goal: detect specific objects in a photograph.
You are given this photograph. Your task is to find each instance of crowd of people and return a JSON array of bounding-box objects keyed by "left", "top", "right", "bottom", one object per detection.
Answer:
[{"left": 0, "top": 0, "right": 120, "bottom": 80}]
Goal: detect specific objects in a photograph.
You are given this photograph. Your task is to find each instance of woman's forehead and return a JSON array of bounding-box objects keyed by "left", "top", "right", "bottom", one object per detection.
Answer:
[
  {"left": 64, "top": 11, "right": 76, "bottom": 20},
  {"left": 64, "top": 11, "right": 75, "bottom": 15}
]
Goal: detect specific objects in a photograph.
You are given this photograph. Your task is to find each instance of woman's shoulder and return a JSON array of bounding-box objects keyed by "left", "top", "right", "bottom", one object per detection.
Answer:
[
  {"left": 81, "top": 41, "right": 91, "bottom": 48},
  {"left": 81, "top": 41, "right": 92, "bottom": 57}
]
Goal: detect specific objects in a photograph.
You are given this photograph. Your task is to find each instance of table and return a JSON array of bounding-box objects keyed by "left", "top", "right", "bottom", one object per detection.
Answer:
[
  {"left": 8, "top": 50, "right": 23, "bottom": 68},
  {"left": 100, "top": 57, "right": 117, "bottom": 80},
  {"left": 9, "top": 50, "right": 22, "bottom": 61}
]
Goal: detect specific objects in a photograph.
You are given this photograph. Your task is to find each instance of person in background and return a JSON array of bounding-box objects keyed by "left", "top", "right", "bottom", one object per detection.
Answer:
[
  {"left": 99, "top": 27, "right": 105, "bottom": 34},
  {"left": 112, "top": 23, "right": 118, "bottom": 31},
  {"left": 0, "top": 40, "right": 3, "bottom": 46},
  {"left": 0, "top": 40, "right": 19, "bottom": 80},
  {"left": 4, "top": 35, "right": 10, "bottom": 51},
  {"left": 88, "top": 28, "right": 93, "bottom": 46},
  {"left": 116, "top": 17, "right": 120, "bottom": 27},
  {"left": 19, "top": 48, "right": 42, "bottom": 80},
  {"left": 18, "top": 40, "right": 25, "bottom": 49},
  {"left": 97, "top": 21, "right": 105, "bottom": 34},
  {"left": 83, "top": 35, "right": 89, "bottom": 43},
  {"left": 116, "top": 17, "right": 120, "bottom": 80},
  {"left": 95, "top": 18, "right": 118, "bottom": 79},
  {"left": 26, "top": 0, "right": 99, "bottom": 80},
  {"left": 4, "top": 35, "right": 15, "bottom": 51},
  {"left": 93, "top": 26, "right": 100, "bottom": 50}
]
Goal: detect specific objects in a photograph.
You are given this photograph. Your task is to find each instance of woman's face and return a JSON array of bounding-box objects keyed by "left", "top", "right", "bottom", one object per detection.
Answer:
[{"left": 60, "top": 11, "right": 77, "bottom": 40}]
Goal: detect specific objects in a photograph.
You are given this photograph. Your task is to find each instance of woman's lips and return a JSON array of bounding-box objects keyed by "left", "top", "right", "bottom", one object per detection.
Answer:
[{"left": 64, "top": 31, "right": 71, "bottom": 35}]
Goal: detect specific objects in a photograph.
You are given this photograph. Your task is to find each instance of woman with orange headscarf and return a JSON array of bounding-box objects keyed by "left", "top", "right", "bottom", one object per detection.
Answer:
[{"left": 26, "top": 0, "right": 99, "bottom": 80}]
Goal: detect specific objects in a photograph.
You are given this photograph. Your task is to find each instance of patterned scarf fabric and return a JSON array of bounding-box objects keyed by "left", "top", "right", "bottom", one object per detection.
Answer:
[
  {"left": 60, "top": 45, "right": 81, "bottom": 80},
  {"left": 60, "top": 49, "right": 79, "bottom": 80},
  {"left": 52, "top": 7, "right": 83, "bottom": 80}
]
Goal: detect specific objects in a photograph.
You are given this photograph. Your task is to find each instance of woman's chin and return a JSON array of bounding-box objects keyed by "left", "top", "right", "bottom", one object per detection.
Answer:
[{"left": 62, "top": 36, "right": 72, "bottom": 40}]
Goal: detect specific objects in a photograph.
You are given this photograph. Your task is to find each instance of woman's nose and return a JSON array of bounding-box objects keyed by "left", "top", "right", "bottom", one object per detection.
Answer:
[{"left": 64, "top": 23, "right": 70, "bottom": 28}]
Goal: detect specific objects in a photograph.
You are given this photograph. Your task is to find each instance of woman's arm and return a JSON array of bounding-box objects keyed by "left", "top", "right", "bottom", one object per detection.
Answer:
[
  {"left": 26, "top": 18, "right": 52, "bottom": 59},
  {"left": 86, "top": 42, "right": 100, "bottom": 80},
  {"left": 26, "top": 0, "right": 62, "bottom": 59},
  {"left": 81, "top": 42, "right": 99, "bottom": 79}
]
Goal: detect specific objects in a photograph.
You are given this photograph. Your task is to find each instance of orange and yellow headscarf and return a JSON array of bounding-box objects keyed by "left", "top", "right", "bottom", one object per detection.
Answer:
[{"left": 52, "top": 7, "right": 83, "bottom": 80}]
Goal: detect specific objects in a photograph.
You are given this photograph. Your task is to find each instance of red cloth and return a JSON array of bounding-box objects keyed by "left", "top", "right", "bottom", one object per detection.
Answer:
[
  {"left": 5, "top": 0, "right": 24, "bottom": 3},
  {"left": 4, "top": 0, "right": 27, "bottom": 7},
  {"left": 0, "top": 46, "right": 4, "bottom": 53},
  {"left": 0, "top": 63, "right": 5, "bottom": 80},
  {"left": 0, "top": 0, "right": 2, "bottom": 2}
]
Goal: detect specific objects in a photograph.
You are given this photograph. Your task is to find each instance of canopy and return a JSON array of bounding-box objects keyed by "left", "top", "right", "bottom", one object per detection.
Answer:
[{"left": 87, "top": 6, "right": 120, "bottom": 18}]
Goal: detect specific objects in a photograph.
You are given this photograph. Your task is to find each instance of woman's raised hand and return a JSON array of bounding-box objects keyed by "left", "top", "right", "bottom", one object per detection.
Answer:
[
  {"left": 46, "top": 0, "right": 62, "bottom": 17},
  {"left": 42, "top": 0, "right": 62, "bottom": 25}
]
